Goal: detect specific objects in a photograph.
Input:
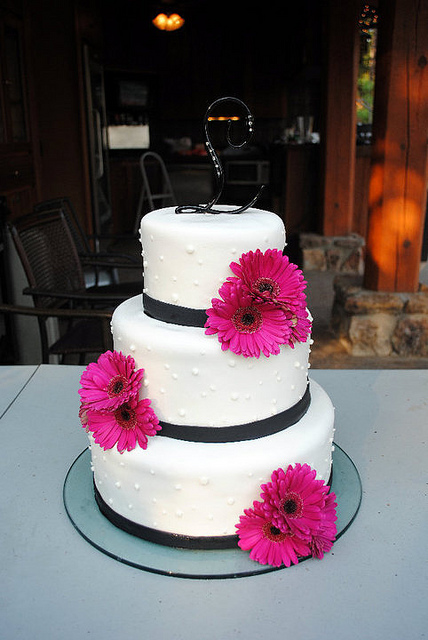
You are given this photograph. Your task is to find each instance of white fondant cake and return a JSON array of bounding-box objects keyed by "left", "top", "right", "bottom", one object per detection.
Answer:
[{"left": 88, "top": 205, "right": 335, "bottom": 549}]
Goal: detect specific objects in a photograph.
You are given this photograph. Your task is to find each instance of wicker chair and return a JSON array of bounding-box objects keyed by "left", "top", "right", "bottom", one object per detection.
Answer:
[
  {"left": 34, "top": 197, "right": 141, "bottom": 287},
  {"left": 5, "top": 209, "right": 141, "bottom": 363}
]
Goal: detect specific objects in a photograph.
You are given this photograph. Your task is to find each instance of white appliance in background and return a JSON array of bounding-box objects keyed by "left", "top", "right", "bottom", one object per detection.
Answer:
[
  {"left": 82, "top": 45, "right": 112, "bottom": 243},
  {"left": 107, "top": 124, "right": 150, "bottom": 150}
]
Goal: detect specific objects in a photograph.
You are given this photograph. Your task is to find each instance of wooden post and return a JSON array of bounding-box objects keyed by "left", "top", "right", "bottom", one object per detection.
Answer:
[
  {"left": 321, "top": 0, "right": 360, "bottom": 237},
  {"left": 364, "top": 0, "right": 428, "bottom": 292}
]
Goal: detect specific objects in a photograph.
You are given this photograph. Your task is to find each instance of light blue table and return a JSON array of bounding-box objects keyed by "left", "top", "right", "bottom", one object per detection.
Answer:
[{"left": 1, "top": 365, "right": 427, "bottom": 639}]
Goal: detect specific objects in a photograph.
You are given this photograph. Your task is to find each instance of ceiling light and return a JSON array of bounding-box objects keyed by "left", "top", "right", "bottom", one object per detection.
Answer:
[{"left": 152, "top": 12, "right": 185, "bottom": 31}]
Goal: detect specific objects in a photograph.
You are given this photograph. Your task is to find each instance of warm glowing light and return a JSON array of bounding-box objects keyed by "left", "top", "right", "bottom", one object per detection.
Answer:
[
  {"left": 207, "top": 116, "right": 240, "bottom": 121},
  {"left": 152, "top": 12, "right": 185, "bottom": 31}
]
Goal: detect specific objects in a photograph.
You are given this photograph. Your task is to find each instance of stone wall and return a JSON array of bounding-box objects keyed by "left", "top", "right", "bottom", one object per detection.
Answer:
[
  {"left": 300, "top": 233, "right": 365, "bottom": 274},
  {"left": 332, "top": 275, "right": 428, "bottom": 357}
]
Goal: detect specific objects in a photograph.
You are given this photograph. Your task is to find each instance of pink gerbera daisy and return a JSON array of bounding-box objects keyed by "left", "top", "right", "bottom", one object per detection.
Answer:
[
  {"left": 79, "top": 350, "right": 145, "bottom": 412},
  {"left": 205, "top": 280, "right": 291, "bottom": 358},
  {"left": 230, "top": 248, "right": 307, "bottom": 307},
  {"left": 236, "top": 501, "right": 311, "bottom": 567},
  {"left": 229, "top": 249, "right": 311, "bottom": 344},
  {"left": 260, "top": 464, "right": 329, "bottom": 537},
  {"left": 85, "top": 396, "right": 161, "bottom": 453},
  {"left": 309, "top": 491, "right": 338, "bottom": 559}
]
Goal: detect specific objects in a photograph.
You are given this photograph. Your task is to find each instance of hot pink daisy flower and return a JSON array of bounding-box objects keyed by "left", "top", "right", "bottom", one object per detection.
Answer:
[
  {"left": 85, "top": 396, "right": 161, "bottom": 453},
  {"left": 260, "top": 464, "right": 329, "bottom": 537},
  {"left": 236, "top": 501, "right": 311, "bottom": 567},
  {"left": 229, "top": 249, "right": 311, "bottom": 344},
  {"left": 79, "top": 350, "right": 145, "bottom": 412},
  {"left": 309, "top": 491, "right": 338, "bottom": 559},
  {"left": 229, "top": 248, "right": 306, "bottom": 306},
  {"left": 205, "top": 281, "right": 291, "bottom": 358}
]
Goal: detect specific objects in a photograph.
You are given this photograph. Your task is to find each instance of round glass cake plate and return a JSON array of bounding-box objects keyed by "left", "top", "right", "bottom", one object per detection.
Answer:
[{"left": 63, "top": 444, "right": 361, "bottom": 580}]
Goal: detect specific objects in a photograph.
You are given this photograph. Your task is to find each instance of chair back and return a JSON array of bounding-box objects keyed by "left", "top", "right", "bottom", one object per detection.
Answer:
[
  {"left": 33, "top": 197, "right": 91, "bottom": 256},
  {"left": 9, "top": 209, "right": 86, "bottom": 308}
]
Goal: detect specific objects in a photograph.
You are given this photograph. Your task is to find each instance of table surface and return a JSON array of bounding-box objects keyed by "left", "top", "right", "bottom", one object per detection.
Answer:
[{"left": 1, "top": 365, "right": 427, "bottom": 640}]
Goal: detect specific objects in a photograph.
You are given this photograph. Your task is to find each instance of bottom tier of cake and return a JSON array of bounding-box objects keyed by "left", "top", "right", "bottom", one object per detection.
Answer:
[{"left": 89, "top": 379, "right": 335, "bottom": 548}]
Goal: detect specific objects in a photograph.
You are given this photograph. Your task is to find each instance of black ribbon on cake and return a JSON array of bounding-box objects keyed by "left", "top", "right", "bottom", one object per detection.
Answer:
[
  {"left": 143, "top": 292, "right": 207, "bottom": 328},
  {"left": 158, "top": 385, "right": 311, "bottom": 443}
]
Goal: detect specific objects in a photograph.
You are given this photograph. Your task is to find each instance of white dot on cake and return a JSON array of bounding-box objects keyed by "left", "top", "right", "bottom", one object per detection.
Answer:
[
  {"left": 129, "top": 344, "right": 136, "bottom": 352},
  {"left": 172, "top": 293, "right": 179, "bottom": 302},
  {"left": 199, "top": 476, "right": 209, "bottom": 486},
  {"left": 115, "top": 481, "right": 121, "bottom": 488},
  {"left": 160, "top": 387, "right": 165, "bottom": 394},
  {"left": 209, "top": 384, "right": 216, "bottom": 392},
  {"left": 172, "top": 275, "right": 177, "bottom": 282},
  {"left": 176, "top": 510, "right": 184, "bottom": 518},
  {"left": 128, "top": 504, "right": 133, "bottom": 510},
  {"left": 108, "top": 498, "right": 113, "bottom": 505},
  {"left": 231, "top": 392, "right": 239, "bottom": 401},
  {"left": 228, "top": 359, "right": 236, "bottom": 368},
  {"left": 164, "top": 363, "right": 170, "bottom": 370},
  {"left": 193, "top": 280, "right": 199, "bottom": 286},
  {"left": 143, "top": 379, "right": 149, "bottom": 387},
  {"left": 192, "top": 367, "right": 199, "bottom": 376},
  {"left": 159, "top": 255, "right": 164, "bottom": 261},
  {"left": 186, "top": 244, "right": 195, "bottom": 254},
  {"left": 175, "top": 484, "right": 182, "bottom": 491},
  {"left": 134, "top": 483, "right": 140, "bottom": 491},
  {"left": 294, "top": 361, "right": 301, "bottom": 368},
  {"left": 178, "top": 408, "right": 186, "bottom": 417},
  {"left": 172, "top": 373, "right": 178, "bottom": 380},
  {"left": 227, "top": 497, "right": 235, "bottom": 505}
]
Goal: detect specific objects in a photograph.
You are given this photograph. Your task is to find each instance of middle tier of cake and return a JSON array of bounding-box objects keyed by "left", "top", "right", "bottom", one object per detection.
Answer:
[{"left": 112, "top": 294, "right": 312, "bottom": 429}]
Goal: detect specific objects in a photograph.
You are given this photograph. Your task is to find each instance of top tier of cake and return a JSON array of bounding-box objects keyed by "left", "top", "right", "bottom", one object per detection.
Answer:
[{"left": 141, "top": 205, "right": 286, "bottom": 310}]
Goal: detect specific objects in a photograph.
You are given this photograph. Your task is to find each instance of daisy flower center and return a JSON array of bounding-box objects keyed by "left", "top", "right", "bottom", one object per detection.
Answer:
[
  {"left": 232, "top": 305, "right": 263, "bottom": 334},
  {"left": 281, "top": 491, "right": 304, "bottom": 518},
  {"left": 107, "top": 375, "right": 128, "bottom": 398},
  {"left": 254, "top": 277, "right": 280, "bottom": 298},
  {"left": 114, "top": 404, "right": 137, "bottom": 430},
  {"left": 262, "top": 521, "right": 290, "bottom": 543}
]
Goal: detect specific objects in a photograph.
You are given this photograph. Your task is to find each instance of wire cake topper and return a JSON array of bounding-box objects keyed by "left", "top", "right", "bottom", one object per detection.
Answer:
[{"left": 175, "top": 97, "right": 265, "bottom": 214}]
